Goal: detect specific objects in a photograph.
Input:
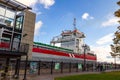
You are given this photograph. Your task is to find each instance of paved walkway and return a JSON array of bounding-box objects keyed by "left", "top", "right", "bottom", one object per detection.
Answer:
[
  {"left": 29, "top": 69, "right": 120, "bottom": 80},
  {"left": 11, "top": 69, "right": 120, "bottom": 80},
  {"left": 31, "top": 71, "right": 100, "bottom": 80}
]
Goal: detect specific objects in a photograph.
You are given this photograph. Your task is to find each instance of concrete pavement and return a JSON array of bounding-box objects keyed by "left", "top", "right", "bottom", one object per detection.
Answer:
[
  {"left": 29, "top": 69, "right": 120, "bottom": 80},
  {"left": 12, "top": 69, "right": 120, "bottom": 80},
  {"left": 27, "top": 71, "right": 101, "bottom": 80}
]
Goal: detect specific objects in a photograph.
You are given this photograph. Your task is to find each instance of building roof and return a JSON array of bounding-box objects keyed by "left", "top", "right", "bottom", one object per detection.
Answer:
[{"left": 0, "top": 0, "right": 32, "bottom": 11}]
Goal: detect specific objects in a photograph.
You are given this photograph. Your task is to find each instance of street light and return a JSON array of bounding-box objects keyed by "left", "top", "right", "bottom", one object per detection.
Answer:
[{"left": 82, "top": 44, "right": 87, "bottom": 71}]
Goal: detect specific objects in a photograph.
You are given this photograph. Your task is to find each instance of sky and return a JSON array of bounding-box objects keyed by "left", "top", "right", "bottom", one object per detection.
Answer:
[{"left": 16, "top": 0, "right": 120, "bottom": 63}]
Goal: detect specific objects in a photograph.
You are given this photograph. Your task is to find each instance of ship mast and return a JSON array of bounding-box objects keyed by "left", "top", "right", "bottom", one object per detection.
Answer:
[{"left": 73, "top": 18, "right": 77, "bottom": 30}]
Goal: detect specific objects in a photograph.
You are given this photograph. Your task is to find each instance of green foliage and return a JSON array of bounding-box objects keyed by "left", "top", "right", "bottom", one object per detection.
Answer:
[
  {"left": 117, "top": 1, "right": 120, "bottom": 6},
  {"left": 114, "top": 9, "right": 120, "bottom": 17},
  {"left": 55, "top": 71, "right": 120, "bottom": 80},
  {"left": 110, "top": 1, "right": 120, "bottom": 57}
]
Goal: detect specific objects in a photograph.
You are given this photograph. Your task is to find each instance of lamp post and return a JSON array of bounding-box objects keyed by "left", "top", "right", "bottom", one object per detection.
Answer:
[{"left": 82, "top": 44, "right": 87, "bottom": 71}]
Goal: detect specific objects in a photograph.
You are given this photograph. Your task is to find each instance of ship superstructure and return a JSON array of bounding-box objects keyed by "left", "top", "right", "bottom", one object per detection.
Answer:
[
  {"left": 50, "top": 18, "right": 93, "bottom": 55},
  {"left": 50, "top": 28, "right": 85, "bottom": 54}
]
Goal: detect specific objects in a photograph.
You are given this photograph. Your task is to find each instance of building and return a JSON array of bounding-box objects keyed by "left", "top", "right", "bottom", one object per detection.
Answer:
[{"left": 0, "top": 0, "right": 36, "bottom": 79}]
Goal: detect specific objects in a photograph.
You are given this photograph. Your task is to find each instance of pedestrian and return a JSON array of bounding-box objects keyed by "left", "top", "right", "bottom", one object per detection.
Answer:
[
  {"left": 96, "top": 64, "right": 100, "bottom": 71},
  {"left": 100, "top": 64, "right": 103, "bottom": 72}
]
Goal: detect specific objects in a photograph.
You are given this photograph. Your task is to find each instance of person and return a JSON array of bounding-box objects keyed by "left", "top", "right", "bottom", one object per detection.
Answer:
[
  {"left": 103, "top": 64, "right": 106, "bottom": 71},
  {"left": 96, "top": 64, "right": 100, "bottom": 71},
  {"left": 100, "top": 64, "right": 103, "bottom": 72}
]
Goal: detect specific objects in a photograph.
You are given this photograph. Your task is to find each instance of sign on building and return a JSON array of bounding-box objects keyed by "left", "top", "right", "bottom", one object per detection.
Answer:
[
  {"left": 30, "top": 62, "right": 37, "bottom": 74},
  {"left": 78, "top": 63, "right": 82, "bottom": 69},
  {"left": 55, "top": 63, "right": 60, "bottom": 70}
]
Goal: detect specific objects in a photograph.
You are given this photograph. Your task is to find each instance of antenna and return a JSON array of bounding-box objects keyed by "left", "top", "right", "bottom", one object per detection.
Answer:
[{"left": 73, "top": 18, "right": 77, "bottom": 30}]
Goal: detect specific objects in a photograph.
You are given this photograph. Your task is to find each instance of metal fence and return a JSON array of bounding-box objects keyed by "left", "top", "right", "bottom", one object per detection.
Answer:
[{"left": 0, "top": 39, "right": 29, "bottom": 55}]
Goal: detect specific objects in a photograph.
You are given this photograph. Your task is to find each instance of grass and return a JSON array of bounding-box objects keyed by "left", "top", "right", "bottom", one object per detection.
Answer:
[{"left": 55, "top": 71, "right": 120, "bottom": 80}]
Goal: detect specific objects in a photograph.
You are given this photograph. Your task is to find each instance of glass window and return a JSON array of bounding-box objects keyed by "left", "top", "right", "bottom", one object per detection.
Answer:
[
  {"left": 0, "top": 6, "right": 5, "bottom": 16},
  {"left": 0, "top": 16, "right": 4, "bottom": 23},
  {"left": 5, "top": 9, "right": 15, "bottom": 19},
  {"left": 4, "top": 17, "right": 14, "bottom": 27},
  {"left": 16, "top": 21, "right": 22, "bottom": 29},
  {"left": 15, "top": 15, "right": 23, "bottom": 31}
]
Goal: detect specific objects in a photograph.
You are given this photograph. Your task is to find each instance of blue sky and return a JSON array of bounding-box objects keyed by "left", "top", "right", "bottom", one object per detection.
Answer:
[
  {"left": 17, "top": 0, "right": 120, "bottom": 63},
  {"left": 34, "top": 0, "right": 119, "bottom": 44}
]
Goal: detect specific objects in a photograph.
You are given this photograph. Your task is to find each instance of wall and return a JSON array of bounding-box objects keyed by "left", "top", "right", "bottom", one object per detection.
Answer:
[{"left": 21, "top": 10, "right": 36, "bottom": 59}]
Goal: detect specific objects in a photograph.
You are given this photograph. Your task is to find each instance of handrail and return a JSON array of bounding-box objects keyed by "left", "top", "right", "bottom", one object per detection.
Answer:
[{"left": 0, "top": 39, "right": 29, "bottom": 55}]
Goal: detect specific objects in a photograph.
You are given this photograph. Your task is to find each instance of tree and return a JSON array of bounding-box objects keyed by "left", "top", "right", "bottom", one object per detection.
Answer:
[{"left": 110, "top": 1, "right": 120, "bottom": 68}]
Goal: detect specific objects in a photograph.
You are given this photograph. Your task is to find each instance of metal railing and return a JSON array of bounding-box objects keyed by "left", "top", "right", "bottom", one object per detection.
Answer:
[{"left": 0, "top": 39, "right": 29, "bottom": 55}]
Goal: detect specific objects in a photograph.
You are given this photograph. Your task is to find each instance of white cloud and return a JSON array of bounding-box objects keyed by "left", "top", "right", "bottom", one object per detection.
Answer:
[
  {"left": 16, "top": 0, "right": 37, "bottom": 6},
  {"left": 91, "top": 45, "right": 120, "bottom": 63},
  {"left": 82, "top": 13, "right": 94, "bottom": 20},
  {"left": 82, "top": 13, "right": 89, "bottom": 20},
  {"left": 90, "top": 16, "right": 94, "bottom": 19},
  {"left": 96, "top": 33, "right": 114, "bottom": 45},
  {"left": 40, "top": 32, "right": 47, "bottom": 35},
  {"left": 102, "top": 17, "right": 120, "bottom": 27},
  {"left": 37, "top": 12, "right": 42, "bottom": 15},
  {"left": 39, "top": 0, "right": 55, "bottom": 9},
  {"left": 16, "top": 0, "right": 55, "bottom": 9},
  {"left": 35, "top": 21, "right": 43, "bottom": 35},
  {"left": 91, "top": 45, "right": 114, "bottom": 63}
]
